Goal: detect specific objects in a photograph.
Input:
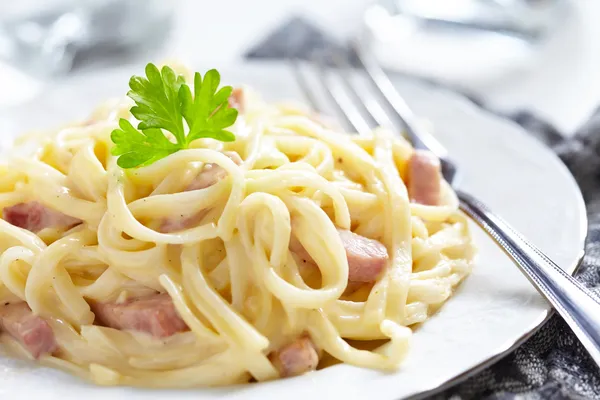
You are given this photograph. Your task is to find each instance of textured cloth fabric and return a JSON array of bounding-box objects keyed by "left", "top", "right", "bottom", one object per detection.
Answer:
[
  {"left": 434, "top": 111, "right": 600, "bottom": 400},
  {"left": 245, "top": 17, "right": 600, "bottom": 400}
]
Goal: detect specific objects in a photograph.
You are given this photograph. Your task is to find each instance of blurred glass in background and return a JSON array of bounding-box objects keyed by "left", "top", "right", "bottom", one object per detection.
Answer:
[
  {"left": 363, "top": 0, "right": 570, "bottom": 87},
  {"left": 0, "top": 0, "right": 174, "bottom": 76},
  {"left": 376, "top": 0, "right": 568, "bottom": 39}
]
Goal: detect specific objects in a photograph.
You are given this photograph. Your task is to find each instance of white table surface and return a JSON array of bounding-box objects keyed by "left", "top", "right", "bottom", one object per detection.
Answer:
[{"left": 1, "top": 0, "right": 600, "bottom": 136}]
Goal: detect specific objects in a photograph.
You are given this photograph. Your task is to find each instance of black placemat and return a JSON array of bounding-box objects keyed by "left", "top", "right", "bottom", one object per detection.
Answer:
[{"left": 245, "top": 17, "right": 600, "bottom": 400}]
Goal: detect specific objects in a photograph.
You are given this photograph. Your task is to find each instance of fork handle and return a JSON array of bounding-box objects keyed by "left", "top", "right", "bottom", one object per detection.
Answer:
[{"left": 457, "top": 190, "right": 600, "bottom": 366}]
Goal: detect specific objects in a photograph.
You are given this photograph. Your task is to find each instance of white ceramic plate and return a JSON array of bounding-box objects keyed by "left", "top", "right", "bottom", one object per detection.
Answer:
[{"left": 0, "top": 63, "right": 587, "bottom": 400}]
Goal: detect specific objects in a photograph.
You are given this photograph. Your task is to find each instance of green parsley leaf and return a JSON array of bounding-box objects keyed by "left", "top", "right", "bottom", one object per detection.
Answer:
[
  {"left": 128, "top": 63, "right": 187, "bottom": 144},
  {"left": 110, "top": 63, "right": 238, "bottom": 169},
  {"left": 111, "top": 119, "right": 181, "bottom": 168},
  {"left": 180, "top": 69, "right": 237, "bottom": 144}
]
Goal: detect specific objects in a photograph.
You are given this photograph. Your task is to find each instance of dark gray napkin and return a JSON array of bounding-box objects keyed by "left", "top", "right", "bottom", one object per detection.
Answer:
[{"left": 245, "top": 17, "right": 600, "bottom": 400}]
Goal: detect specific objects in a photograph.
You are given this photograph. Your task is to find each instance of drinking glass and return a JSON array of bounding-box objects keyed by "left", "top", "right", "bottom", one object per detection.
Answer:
[
  {"left": 0, "top": 0, "right": 174, "bottom": 76},
  {"left": 362, "top": 0, "right": 571, "bottom": 86}
]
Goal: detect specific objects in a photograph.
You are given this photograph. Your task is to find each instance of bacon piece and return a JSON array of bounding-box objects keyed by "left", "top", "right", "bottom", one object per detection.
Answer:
[
  {"left": 408, "top": 150, "right": 442, "bottom": 206},
  {"left": 290, "top": 228, "right": 388, "bottom": 283},
  {"left": 343, "top": 281, "right": 365, "bottom": 296},
  {"left": 228, "top": 88, "right": 244, "bottom": 112},
  {"left": 0, "top": 302, "right": 57, "bottom": 359},
  {"left": 159, "top": 211, "right": 206, "bottom": 233},
  {"left": 3, "top": 201, "right": 81, "bottom": 233},
  {"left": 185, "top": 151, "right": 242, "bottom": 192},
  {"left": 269, "top": 336, "right": 319, "bottom": 377},
  {"left": 91, "top": 293, "right": 188, "bottom": 338},
  {"left": 337, "top": 229, "right": 388, "bottom": 282},
  {"left": 158, "top": 151, "right": 242, "bottom": 232}
]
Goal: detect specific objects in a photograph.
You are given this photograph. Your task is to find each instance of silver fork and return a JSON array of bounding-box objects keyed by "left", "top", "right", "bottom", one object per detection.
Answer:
[{"left": 291, "top": 46, "right": 600, "bottom": 367}]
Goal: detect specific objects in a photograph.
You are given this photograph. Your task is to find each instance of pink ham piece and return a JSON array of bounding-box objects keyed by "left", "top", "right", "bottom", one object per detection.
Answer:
[
  {"left": 228, "top": 87, "right": 244, "bottom": 112},
  {"left": 336, "top": 229, "right": 388, "bottom": 282},
  {"left": 3, "top": 201, "right": 81, "bottom": 233},
  {"left": 185, "top": 151, "right": 242, "bottom": 192},
  {"left": 91, "top": 293, "right": 188, "bottom": 338},
  {"left": 0, "top": 302, "right": 57, "bottom": 359},
  {"left": 159, "top": 212, "right": 206, "bottom": 233},
  {"left": 269, "top": 336, "right": 319, "bottom": 377},
  {"left": 407, "top": 150, "right": 442, "bottom": 206},
  {"left": 290, "top": 228, "right": 388, "bottom": 283},
  {"left": 159, "top": 151, "right": 243, "bottom": 233}
]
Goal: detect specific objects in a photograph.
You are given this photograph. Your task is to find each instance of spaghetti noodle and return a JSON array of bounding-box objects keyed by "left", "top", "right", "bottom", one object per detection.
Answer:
[{"left": 0, "top": 65, "right": 475, "bottom": 387}]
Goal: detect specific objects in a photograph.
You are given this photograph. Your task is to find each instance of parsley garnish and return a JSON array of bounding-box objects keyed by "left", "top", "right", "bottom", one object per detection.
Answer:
[{"left": 110, "top": 63, "right": 238, "bottom": 168}]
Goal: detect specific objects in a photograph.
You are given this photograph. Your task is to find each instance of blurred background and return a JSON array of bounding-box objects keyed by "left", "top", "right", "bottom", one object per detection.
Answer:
[{"left": 0, "top": 0, "right": 599, "bottom": 136}]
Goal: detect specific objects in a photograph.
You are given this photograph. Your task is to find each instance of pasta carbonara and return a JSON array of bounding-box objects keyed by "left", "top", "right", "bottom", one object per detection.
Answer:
[{"left": 0, "top": 64, "right": 475, "bottom": 388}]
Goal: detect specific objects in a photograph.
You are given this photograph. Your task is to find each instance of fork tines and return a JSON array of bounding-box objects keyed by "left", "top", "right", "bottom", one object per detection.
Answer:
[{"left": 290, "top": 42, "right": 456, "bottom": 183}]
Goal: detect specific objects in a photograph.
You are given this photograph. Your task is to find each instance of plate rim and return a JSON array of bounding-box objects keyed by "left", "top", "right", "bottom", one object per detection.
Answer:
[
  {"left": 407, "top": 254, "right": 586, "bottom": 400},
  {"left": 396, "top": 85, "right": 589, "bottom": 399},
  {"left": 0, "top": 61, "right": 589, "bottom": 399}
]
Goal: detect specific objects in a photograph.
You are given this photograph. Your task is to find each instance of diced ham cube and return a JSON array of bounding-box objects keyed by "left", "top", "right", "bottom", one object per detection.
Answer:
[
  {"left": 158, "top": 211, "right": 206, "bottom": 233},
  {"left": 290, "top": 228, "right": 388, "bottom": 283},
  {"left": 269, "top": 335, "right": 319, "bottom": 377},
  {"left": 157, "top": 151, "right": 242, "bottom": 232},
  {"left": 408, "top": 150, "right": 442, "bottom": 206},
  {"left": 0, "top": 302, "right": 57, "bottom": 359},
  {"left": 185, "top": 151, "right": 242, "bottom": 191},
  {"left": 343, "top": 281, "right": 365, "bottom": 296},
  {"left": 336, "top": 229, "right": 388, "bottom": 282},
  {"left": 228, "top": 88, "right": 244, "bottom": 113},
  {"left": 91, "top": 293, "right": 188, "bottom": 338},
  {"left": 3, "top": 201, "right": 81, "bottom": 233}
]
